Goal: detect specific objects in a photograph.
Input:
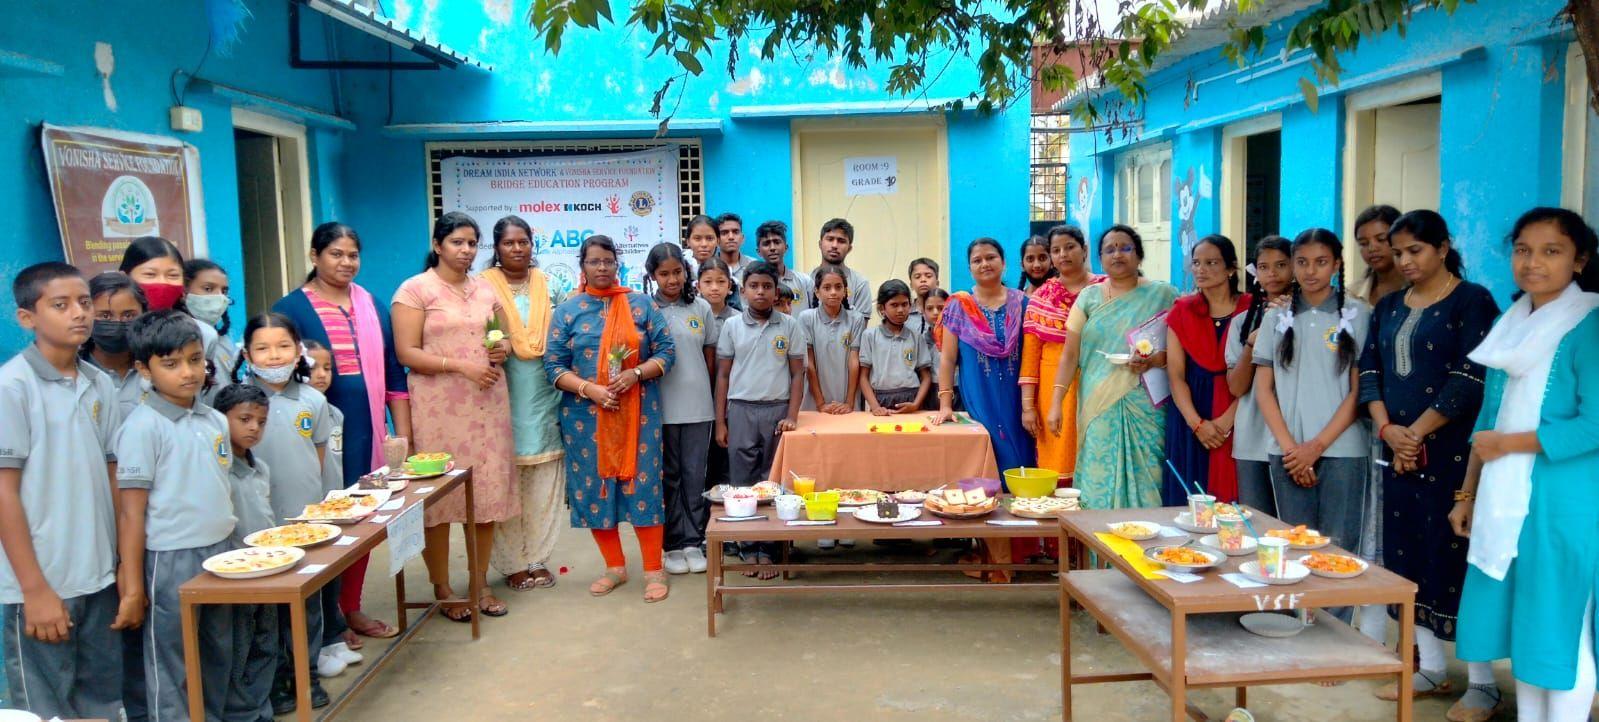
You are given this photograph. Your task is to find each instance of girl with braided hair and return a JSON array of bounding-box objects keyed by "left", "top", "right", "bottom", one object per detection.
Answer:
[
  {"left": 1223, "top": 235, "right": 1292, "bottom": 513},
  {"left": 1251, "top": 229, "right": 1371, "bottom": 581}
]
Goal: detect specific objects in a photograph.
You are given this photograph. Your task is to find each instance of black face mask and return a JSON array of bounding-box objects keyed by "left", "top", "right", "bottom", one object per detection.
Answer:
[{"left": 91, "top": 320, "right": 131, "bottom": 354}]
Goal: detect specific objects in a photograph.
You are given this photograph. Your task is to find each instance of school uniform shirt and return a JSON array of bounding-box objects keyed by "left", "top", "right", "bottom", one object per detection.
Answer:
[
  {"left": 227, "top": 452, "right": 274, "bottom": 543},
  {"left": 859, "top": 323, "right": 931, "bottom": 391},
  {"left": 655, "top": 295, "right": 720, "bottom": 425},
  {"left": 1252, "top": 296, "right": 1372, "bottom": 458},
  {"left": 322, "top": 404, "right": 345, "bottom": 493},
  {"left": 716, "top": 308, "right": 808, "bottom": 402},
  {"left": 249, "top": 378, "right": 332, "bottom": 523},
  {"left": 0, "top": 347, "right": 120, "bottom": 604},
  {"left": 738, "top": 265, "right": 815, "bottom": 312},
  {"left": 813, "top": 265, "right": 872, "bottom": 321},
  {"left": 797, "top": 306, "right": 864, "bottom": 405},
  {"left": 115, "top": 394, "right": 236, "bottom": 551},
  {"left": 1225, "top": 314, "right": 1270, "bottom": 463},
  {"left": 85, "top": 356, "right": 145, "bottom": 418}
]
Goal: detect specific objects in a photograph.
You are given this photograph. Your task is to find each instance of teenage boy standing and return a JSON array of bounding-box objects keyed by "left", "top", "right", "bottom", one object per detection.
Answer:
[
  {"left": 815, "top": 218, "right": 871, "bottom": 320},
  {"left": 716, "top": 213, "right": 755, "bottom": 279},
  {"left": 753, "top": 221, "right": 814, "bottom": 311}
]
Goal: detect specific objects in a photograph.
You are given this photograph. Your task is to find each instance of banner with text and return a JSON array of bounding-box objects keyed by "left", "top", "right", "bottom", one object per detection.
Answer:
[
  {"left": 440, "top": 148, "right": 680, "bottom": 298},
  {"left": 41, "top": 124, "right": 206, "bottom": 275}
]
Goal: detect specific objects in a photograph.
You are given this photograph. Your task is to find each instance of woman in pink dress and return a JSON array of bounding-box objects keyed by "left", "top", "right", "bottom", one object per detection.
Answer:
[{"left": 392, "top": 212, "right": 518, "bottom": 620}]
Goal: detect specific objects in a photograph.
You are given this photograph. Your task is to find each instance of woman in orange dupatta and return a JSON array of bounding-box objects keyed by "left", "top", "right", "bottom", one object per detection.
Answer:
[
  {"left": 1020, "top": 225, "right": 1104, "bottom": 483},
  {"left": 544, "top": 236, "right": 677, "bottom": 603}
]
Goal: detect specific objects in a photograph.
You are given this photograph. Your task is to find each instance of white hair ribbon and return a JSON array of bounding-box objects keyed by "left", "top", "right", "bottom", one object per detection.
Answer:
[
  {"left": 1245, "top": 263, "right": 1257, "bottom": 278},
  {"left": 1274, "top": 310, "right": 1295, "bottom": 335},
  {"left": 1337, "top": 306, "right": 1358, "bottom": 335}
]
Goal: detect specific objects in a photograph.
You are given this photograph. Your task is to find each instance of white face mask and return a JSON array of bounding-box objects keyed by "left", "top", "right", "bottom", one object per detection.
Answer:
[
  {"left": 185, "top": 293, "right": 230, "bottom": 325},
  {"left": 251, "top": 362, "right": 296, "bottom": 385}
]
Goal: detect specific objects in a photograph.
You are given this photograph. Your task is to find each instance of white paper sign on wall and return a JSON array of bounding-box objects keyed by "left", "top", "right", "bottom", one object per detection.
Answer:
[{"left": 845, "top": 156, "right": 898, "bottom": 196}]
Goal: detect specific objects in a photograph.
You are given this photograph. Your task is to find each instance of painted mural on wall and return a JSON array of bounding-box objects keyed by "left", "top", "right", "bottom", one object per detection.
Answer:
[
  {"left": 439, "top": 147, "right": 680, "bottom": 299},
  {"left": 1072, "top": 175, "right": 1097, "bottom": 237},
  {"left": 1175, "top": 165, "right": 1213, "bottom": 258},
  {"left": 41, "top": 125, "right": 205, "bottom": 275}
]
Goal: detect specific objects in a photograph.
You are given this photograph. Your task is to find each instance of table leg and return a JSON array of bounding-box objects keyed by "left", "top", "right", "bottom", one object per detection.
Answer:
[
  {"left": 707, "top": 538, "right": 721, "bottom": 637},
  {"left": 290, "top": 599, "right": 312, "bottom": 722},
  {"left": 1398, "top": 600, "right": 1415, "bottom": 722},
  {"left": 394, "top": 569, "right": 409, "bottom": 633},
  {"left": 181, "top": 600, "right": 203, "bottom": 722},
  {"left": 1061, "top": 578, "right": 1073, "bottom": 722},
  {"left": 1235, "top": 686, "right": 1246, "bottom": 709},
  {"left": 465, "top": 477, "right": 481, "bottom": 641},
  {"left": 1170, "top": 610, "right": 1187, "bottom": 722}
]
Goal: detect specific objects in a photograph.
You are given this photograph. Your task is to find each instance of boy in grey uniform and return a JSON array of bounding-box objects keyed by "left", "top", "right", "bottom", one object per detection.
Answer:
[
  {"left": 715, "top": 263, "right": 807, "bottom": 565},
  {"left": 814, "top": 218, "right": 872, "bottom": 320},
  {"left": 0, "top": 263, "right": 135, "bottom": 720},
  {"left": 115, "top": 309, "right": 239, "bottom": 722},
  {"left": 752, "top": 221, "right": 814, "bottom": 311},
  {"left": 213, "top": 383, "right": 278, "bottom": 722}
]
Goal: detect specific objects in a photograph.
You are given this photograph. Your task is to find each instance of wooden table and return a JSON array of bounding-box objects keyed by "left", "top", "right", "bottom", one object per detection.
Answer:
[
  {"left": 766, "top": 411, "right": 1000, "bottom": 489},
  {"left": 706, "top": 502, "right": 1058, "bottom": 637},
  {"left": 179, "top": 468, "right": 483, "bottom": 722},
  {"left": 1058, "top": 507, "right": 1417, "bottom": 722}
]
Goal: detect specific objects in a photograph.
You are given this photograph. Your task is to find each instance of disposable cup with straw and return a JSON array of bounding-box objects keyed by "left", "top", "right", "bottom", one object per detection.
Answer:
[{"left": 1165, "top": 460, "right": 1216, "bottom": 528}]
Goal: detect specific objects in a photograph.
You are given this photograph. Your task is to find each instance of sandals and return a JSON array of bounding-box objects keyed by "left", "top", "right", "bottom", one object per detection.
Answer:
[
  {"left": 590, "top": 567, "right": 628, "bottom": 596},
  {"left": 643, "top": 571, "right": 670, "bottom": 603},
  {"left": 478, "top": 593, "right": 509, "bottom": 617},
  {"left": 1446, "top": 684, "right": 1505, "bottom": 722},
  {"left": 1375, "top": 669, "right": 1453, "bottom": 701},
  {"left": 507, "top": 563, "right": 558, "bottom": 591},
  {"left": 346, "top": 612, "right": 397, "bottom": 640}
]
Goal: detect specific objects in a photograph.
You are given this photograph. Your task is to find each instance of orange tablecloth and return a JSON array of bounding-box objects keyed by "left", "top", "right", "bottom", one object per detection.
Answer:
[{"left": 767, "top": 411, "right": 999, "bottom": 491}]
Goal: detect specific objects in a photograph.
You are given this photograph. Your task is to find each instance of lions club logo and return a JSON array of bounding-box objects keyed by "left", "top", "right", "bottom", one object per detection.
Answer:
[
  {"left": 772, "top": 334, "right": 789, "bottom": 357},
  {"left": 1322, "top": 325, "right": 1340, "bottom": 351},
  {"left": 902, "top": 348, "right": 917, "bottom": 368},
  {"left": 330, "top": 428, "right": 343, "bottom": 454},
  {"left": 91, "top": 400, "right": 101, "bottom": 424},
  {"left": 295, "top": 410, "right": 315, "bottom": 438},
  {"left": 213, "top": 433, "right": 231, "bottom": 468},
  {"left": 628, "top": 191, "right": 654, "bottom": 217},
  {"left": 687, "top": 316, "right": 703, "bottom": 332}
]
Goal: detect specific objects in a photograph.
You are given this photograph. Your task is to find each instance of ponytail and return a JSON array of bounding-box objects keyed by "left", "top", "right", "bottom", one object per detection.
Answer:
[{"left": 1276, "top": 282, "right": 1300, "bottom": 369}]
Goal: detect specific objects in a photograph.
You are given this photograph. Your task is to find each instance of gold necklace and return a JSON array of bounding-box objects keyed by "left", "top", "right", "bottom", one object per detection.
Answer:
[{"left": 1406, "top": 275, "right": 1457, "bottom": 306}]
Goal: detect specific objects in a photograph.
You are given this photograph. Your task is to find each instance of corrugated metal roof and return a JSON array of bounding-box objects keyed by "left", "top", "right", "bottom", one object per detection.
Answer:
[{"left": 305, "top": 0, "right": 493, "bottom": 71}]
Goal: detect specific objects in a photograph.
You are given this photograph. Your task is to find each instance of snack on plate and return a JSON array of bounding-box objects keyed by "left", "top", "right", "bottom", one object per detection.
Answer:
[
  {"left": 206, "top": 547, "right": 300, "bottom": 575},
  {"left": 297, "top": 495, "right": 377, "bottom": 521},
  {"left": 245, "top": 523, "right": 339, "bottom": 548},
  {"left": 1009, "top": 496, "right": 1074, "bottom": 517},
  {"left": 892, "top": 490, "right": 928, "bottom": 504},
  {"left": 1111, "top": 522, "right": 1157, "bottom": 538},
  {"left": 751, "top": 480, "right": 784, "bottom": 501},
  {"left": 1265, "top": 525, "right": 1330, "bottom": 547},
  {"left": 942, "top": 489, "right": 966, "bottom": 504},
  {"left": 357, "top": 471, "right": 389, "bottom": 490},
  {"left": 925, "top": 492, "right": 999, "bottom": 516},
  {"left": 962, "top": 488, "right": 988, "bottom": 505},
  {"left": 1155, "top": 546, "right": 1215, "bottom": 566},
  {"left": 1303, "top": 552, "right": 1364, "bottom": 575},
  {"left": 836, "top": 489, "right": 887, "bottom": 505},
  {"left": 1212, "top": 502, "right": 1251, "bottom": 518}
]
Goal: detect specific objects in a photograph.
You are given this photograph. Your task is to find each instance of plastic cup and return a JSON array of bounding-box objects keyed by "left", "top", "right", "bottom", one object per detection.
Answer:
[
  {"left": 1188, "top": 493, "right": 1218, "bottom": 528},
  {"left": 382, "top": 436, "right": 409, "bottom": 471},
  {"left": 792, "top": 476, "right": 816, "bottom": 497},
  {"left": 1215, "top": 512, "right": 1245, "bottom": 551},
  {"left": 1257, "top": 537, "right": 1289, "bottom": 578},
  {"left": 775, "top": 495, "right": 804, "bottom": 521}
]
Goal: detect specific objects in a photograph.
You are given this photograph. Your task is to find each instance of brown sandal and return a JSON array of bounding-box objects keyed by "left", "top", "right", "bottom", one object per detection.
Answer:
[
  {"left": 590, "top": 567, "right": 628, "bottom": 596},
  {"left": 643, "top": 571, "right": 669, "bottom": 603}
]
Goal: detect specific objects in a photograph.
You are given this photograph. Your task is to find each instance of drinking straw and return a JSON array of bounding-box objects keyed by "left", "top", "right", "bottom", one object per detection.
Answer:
[{"left": 1164, "top": 459, "right": 1204, "bottom": 497}]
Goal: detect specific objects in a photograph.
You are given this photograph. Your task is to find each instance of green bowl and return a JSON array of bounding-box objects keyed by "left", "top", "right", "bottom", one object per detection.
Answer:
[{"left": 405, "top": 453, "right": 451, "bottom": 475}]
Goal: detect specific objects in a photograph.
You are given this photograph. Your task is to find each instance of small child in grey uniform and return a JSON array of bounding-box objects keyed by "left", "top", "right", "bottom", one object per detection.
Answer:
[
  {"left": 304, "top": 340, "right": 362, "bottom": 674},
  {"left": 213, "top": 383, "right": 278, "bottom": 722},
  {"left": 115, "top": 309, "right": 239, "bottom": 722},
  {"left": 860, "top": 280, "right": 933, "bottom": 414}
]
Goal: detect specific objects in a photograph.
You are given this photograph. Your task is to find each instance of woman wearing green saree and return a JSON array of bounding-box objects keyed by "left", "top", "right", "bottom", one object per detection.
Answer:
[{"left": 1047, "top": 225, "right": 1177, "bottom": 510}]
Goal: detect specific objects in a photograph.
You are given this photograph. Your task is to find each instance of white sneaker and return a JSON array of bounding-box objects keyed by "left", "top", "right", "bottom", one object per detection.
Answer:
[
  {"left": 683, "top": 546, "right": 707, "bottom": 573},
  {"left": 817, "top": 539, "right": 836, "bottom": 550},
  {"left": 316, "top": 651, "right": 347, "bottom": 678},
  {"left": 663, "top": 549, "right": 690, "bottom": 575},
  {"left": 323, "top": 641, "right": 363, "bottom": 666}
]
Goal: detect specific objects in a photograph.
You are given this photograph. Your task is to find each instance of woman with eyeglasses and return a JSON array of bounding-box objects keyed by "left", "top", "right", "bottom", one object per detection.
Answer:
[
  {"left": 545, "top": 235, "right": 677, "bottom": 603},
  {"left": 1047, "top": 225, "right": 1177, "bottom": 511}
]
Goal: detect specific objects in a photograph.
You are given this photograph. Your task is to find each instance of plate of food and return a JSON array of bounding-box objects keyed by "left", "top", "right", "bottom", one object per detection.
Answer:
[
  {"left": 1008, "top": 496, "right": 1076, "bottom": 519},
  {"left": 1239, "top": 560, "right": 1312, "bottom": 586},
  {"left": 1173, "top": 505, "right": 1254, "bottom": 533},
  {"left": 703, "top": 481, "right": 783, "bottom": 504},
  {"left": 854, "top": 501, "right": 922, "bottom": 524},
  {"left": 391, "top": 459, "right": 455, "bottom": 481},
  {"left": 1198, "top": 534, "right": 1258, "bottom": 556},
  {"left": 1145, "top": 545, "right": 1222, "bottom": 572},
  {"left": 892, "top": 490, "right": 928, "bottom": 504},
  {"left": 288, "top": 495, "right": 380, "bottom": 524},
  {"left": 1301, "top": 552, "right": 1368, "bottom": 579},
  {"left": 203, "top": 546, "right": 305, "bottom": 579},
  {"left": 1264, "top": 525, "right": 1331, "bottom": 550},
  {"left": 836, "top": 489, "right": 889, "bottom": 506},
  {"left": 243, "top": 523, "right": 341, "bottom": 549},
  {"left": 1108, "top": 521, "right": 1160, "bottom": 541},
  {"left": 924, "top": 488, "right": 999, "bottom": 519}
]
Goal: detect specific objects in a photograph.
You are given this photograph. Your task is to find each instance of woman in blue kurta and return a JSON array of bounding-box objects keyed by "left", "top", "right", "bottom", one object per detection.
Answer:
[
  {"left": 933, "top": 237, "right": 1034, "bottom": 473},
  {"left": 544, "top": 235, "right": 676, "bottom": 603},
  {"left": 1454, "top": 208, "right": 1599, "bottom": 722}
]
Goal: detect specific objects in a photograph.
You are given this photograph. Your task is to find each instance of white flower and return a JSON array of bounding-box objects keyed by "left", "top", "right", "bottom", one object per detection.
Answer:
[
  {"left": 1134, "top": 339, "right": 1155, "bottom": 356},
  {"left": 486, "top": 329, "right": 506, "bottom": 344}
]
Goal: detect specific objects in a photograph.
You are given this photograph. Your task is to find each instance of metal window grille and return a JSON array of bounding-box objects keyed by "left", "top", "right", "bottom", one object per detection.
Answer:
[
  {"left": 425, "top": 139, "right": 704, "bottom": 237},
  {"left": 1029, "top": 114, "right": 1070, "bottom": 223}
]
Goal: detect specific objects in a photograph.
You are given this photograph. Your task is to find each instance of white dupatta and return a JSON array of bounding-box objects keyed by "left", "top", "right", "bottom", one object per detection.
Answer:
[{"left": 1465, "top": 282, "right": 1599, "bottom": 580}]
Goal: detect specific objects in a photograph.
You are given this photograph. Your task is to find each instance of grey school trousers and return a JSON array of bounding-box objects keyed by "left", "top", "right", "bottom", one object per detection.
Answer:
[
  {"left": 663, "top": 421, "right": 714, "bottom": 551},
  {"left": 2, "top": 583, "right": 123, "bottom": 720},
  {"left": 1269, "top": 455, "right": 1367, "bottom": 623},
  {"left": 145, "top": 540, "right": 237, "bottom": 722},
  {"left": 727, "top": 399, "right": 789, "bottom": 487}
]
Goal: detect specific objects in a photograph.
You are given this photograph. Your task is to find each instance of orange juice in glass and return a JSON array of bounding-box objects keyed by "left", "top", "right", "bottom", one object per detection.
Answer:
[{"left": 792, "top": 476, "right": 816, "bottom": 496}]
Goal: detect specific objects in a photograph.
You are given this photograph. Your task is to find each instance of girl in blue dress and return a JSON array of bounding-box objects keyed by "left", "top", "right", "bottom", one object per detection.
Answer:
[{"left": 1454, "top": 207, "right": 1599, "bottom": 722}]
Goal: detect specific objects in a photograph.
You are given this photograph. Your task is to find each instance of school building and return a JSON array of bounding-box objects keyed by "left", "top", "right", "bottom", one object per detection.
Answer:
[
  {"left": 0, "top": 0, "right": 1032, "bottom": 356},
  {"left": 1064, "top": 0, "right": 1597, "bottom": 302}
]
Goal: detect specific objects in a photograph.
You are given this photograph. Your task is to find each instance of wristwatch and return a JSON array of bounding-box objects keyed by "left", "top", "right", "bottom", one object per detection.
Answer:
[{"left": 633, "top": 367, "right": 644, "bottom": 381}]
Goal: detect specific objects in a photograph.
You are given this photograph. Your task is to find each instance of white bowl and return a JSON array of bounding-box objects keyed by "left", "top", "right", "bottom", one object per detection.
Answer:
[
  {"left": 1199, "top": 534, "right": 1258, "bottom": 556},
  {"left": 724, "top": 493, "right": 758, "bottom": 518}
]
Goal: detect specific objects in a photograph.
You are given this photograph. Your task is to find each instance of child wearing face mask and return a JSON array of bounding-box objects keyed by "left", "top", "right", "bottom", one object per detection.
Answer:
[
  {"left": 119, "top": 237, "right": 230, "bottom": 392},
  {"left": 185, "top": 259, "right": 237, "bottom": 385},
  {"left": 81, "top": 271, "right": 150, "bottom": 417}
]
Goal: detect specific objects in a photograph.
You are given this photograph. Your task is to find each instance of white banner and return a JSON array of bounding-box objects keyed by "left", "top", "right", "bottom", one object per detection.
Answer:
[{"left": 439, "top": 148, "right": 680, "bottom": 298}]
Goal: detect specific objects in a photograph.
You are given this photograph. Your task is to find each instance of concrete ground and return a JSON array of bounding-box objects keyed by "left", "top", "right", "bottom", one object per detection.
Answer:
[{"left": 315, "top": 524, "right": 1510, "bottom": 722}]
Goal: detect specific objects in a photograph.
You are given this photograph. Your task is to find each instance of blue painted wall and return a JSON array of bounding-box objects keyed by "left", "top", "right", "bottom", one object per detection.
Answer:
[{"left": 1071, "top": 0, "right": 1580, "bottom": 303}]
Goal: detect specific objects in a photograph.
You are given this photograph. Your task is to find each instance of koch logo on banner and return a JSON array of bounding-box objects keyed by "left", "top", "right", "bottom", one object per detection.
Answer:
[{"left": 441, "top": 147, "right": 682, "bottom": 280}]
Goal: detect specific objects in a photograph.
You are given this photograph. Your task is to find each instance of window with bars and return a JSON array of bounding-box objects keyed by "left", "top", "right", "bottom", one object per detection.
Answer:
[
  {"left": 425, "top": 139, "right": 704, "bottom": 237},
  {"left": 1029, "top": 114, "right": 1070, "bottom": 223}
]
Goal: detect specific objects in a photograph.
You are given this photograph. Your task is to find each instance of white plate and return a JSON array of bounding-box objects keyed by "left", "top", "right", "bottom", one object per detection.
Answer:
[
  {"left": 1199, "top": 534, "right": 1258, "bottom": 556},
  {"left": 243, "top": 523, "right": 342, "bottom": 549},
  {"left": 1239, "top": 560, "right": 1311, "bottom": 586},
  {"left": 1107, "top": 522, "right": 1159, "bottom": 541},
  {"left": 1265, "top": 532, "right": 1332, "bottom": 550},
  {"left": 1144, "top": 545, "right": 1222, "bottom": 572},
  {"left": 203, "top": 546, "right": 304, "bottom": 579},
  {"left": 1239, "top": 612, "right": 1308, "bottom": 638},
  {"left": 1103, "top": 352, "right": 1133, "bottom": 365},
  {"left": 389, "top": 460, "right": 455, "bottom": 480},
  {"left": 1299, "top": 554, "right": 1369, "bottom": 579},
  {"left": 1172, "top": 512, "right": 1217, "bottom": 534},
  {"left": 853, "top": 505, "right": 923, "bottom": 524}
]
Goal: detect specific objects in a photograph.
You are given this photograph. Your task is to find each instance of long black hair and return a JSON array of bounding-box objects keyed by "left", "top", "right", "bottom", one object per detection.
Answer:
[
  {"left": 1277, "top": 228, "right": 1356, "bottom": 371},
  {"left": 118, "top": 236, "right": 185, "bottom": 275},
  {"left": 695, "top": 254, "right": 739, "bottom": 299},
  {"left": 1237, "top": 235, "right": 1291, "bottom": 342},
  {"left": 492, "top": 215, "right": 534, "bottom": 269},
  {"left": 307, "top": 222, "right": 361, "bottom": 282},
  {"left": 643, "top": 242, "right": 696, "bottom": 303},
  {"left": 1508, "top": 207, "right": 1599, "bottom": 295},
  {"left": 426, "top": 212, "right": 480, "bottom": 271},
  {"left": 234, "top": 312, "right": 311, "bottom": 384},
  {"left": 1388, "top": 209, "right": 1464, "bottom": 277},
  {"left": 1017, "top": 235, "right": 1056, "bottom": 290},
  {"left": 812, "top": 263, "right": 852, "bottom": 311},
  {"left": 1192, "top": 234, "right": 1241, "bottom": 298},
  {"left": 1354, "top": 204, "right": 1401, "bottom": 288}
]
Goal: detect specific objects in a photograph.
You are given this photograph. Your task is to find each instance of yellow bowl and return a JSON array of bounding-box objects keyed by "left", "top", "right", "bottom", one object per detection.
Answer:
[
  {"left": 1004, "top": 467, "right": 1058, "bottom": 498},
  {"left": 803, "top": 490, "right": 840, "bottom": 521}
]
